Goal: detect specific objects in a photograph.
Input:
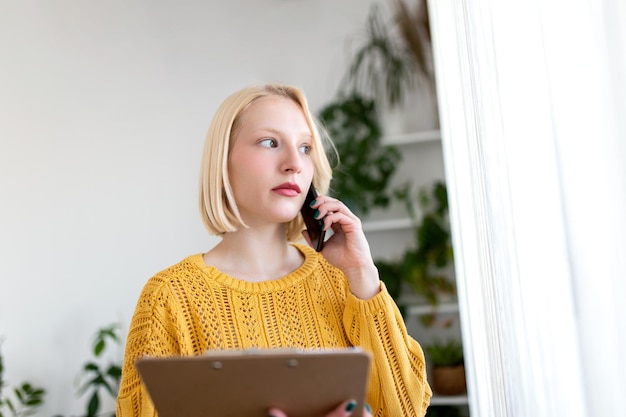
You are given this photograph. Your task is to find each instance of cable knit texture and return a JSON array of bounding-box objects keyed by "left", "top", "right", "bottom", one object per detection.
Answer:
[{"left": 117, "top": 244, "right": 431, "bottom": 417}]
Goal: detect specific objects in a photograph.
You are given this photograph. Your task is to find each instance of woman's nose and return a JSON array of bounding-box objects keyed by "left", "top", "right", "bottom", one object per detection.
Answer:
[{"left": 281, "top": 146, "right": 304, "bottom": 173}]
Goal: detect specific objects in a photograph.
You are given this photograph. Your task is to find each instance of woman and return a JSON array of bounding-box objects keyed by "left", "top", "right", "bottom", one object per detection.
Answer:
[{"left": 116, "top": 84, "right": 431, "bottom": 417}]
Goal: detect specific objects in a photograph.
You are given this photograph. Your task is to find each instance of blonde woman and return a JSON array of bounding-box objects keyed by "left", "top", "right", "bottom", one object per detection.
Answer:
[{"left": 116, "top": 84, "right": 431, "bottom": 417}]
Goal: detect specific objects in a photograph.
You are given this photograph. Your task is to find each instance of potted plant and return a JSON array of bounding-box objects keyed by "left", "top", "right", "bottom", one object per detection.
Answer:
[
  {"left": 424, "top": 338, "right": 466, "bottom": 396},
  {"left": 317, "top": 93, "right": 402, "bottom": 215}
]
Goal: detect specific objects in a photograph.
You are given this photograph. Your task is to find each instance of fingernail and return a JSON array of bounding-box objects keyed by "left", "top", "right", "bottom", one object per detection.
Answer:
[
  {"left": 345, "top": 400, "right": 357, "bottom": 412},
  {"left": 309, "top": 199, "right": 317, "bottom": 207},
  {"left": 314, "top": 209, "right": 321, "bottom": 219},
  {"left": 365, "top": 403, "right": 372, "bottom": 413}
]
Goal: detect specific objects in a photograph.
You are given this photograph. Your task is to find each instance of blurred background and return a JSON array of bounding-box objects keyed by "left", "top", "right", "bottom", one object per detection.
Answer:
[{"left": 2, "top": 1, "right": 625, "bottom": 416}]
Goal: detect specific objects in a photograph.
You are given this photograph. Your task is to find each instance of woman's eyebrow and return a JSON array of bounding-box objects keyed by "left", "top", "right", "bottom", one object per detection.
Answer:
[{"left": 256, "top": 127, "right": 312, "bottom": 139}]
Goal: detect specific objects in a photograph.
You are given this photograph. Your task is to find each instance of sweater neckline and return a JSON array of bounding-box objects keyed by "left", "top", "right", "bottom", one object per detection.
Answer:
[{"left": 189, "top": 243, "right": 319, "bottom": 292}]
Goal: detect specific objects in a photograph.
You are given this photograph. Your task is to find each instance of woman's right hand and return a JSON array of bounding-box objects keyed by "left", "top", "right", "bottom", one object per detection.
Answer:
[{"left": 267, "top": 399, "right": 372, "bottom": 417}]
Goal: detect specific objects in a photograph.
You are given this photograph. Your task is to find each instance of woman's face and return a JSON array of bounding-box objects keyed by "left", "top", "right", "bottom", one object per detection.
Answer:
[{"left": 228, "top": 95, "right": 314, "bottom": 228}]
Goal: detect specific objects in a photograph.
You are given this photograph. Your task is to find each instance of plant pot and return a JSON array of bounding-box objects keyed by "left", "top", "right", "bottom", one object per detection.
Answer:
[{"left": 431, "top": 365, "right": 466, "bottom": 395}]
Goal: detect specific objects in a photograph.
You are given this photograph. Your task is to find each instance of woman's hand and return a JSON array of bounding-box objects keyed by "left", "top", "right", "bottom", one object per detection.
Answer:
[
  {"left": 304, "top": 195, "right": 380, "bottom": 300},
  {"left": 268, "top": 399, "right": 372, "bottom": 417}
]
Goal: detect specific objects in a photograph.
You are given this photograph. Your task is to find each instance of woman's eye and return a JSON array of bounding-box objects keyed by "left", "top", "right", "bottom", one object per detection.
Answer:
[
  {"left": 299, "top": 144, "right": 312, "bottom": 154},
  {"left": 259, "top": 138, "right": 278, "bottom": 148}
]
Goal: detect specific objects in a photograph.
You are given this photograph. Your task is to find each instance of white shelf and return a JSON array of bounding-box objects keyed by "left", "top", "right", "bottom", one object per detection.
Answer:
[
  {"left": 362, "top": 217, "right": 413, "bottom": 232},
  {"left": 429, "top": 395, "right": 469, "bottom": 406},
  {"left": 406, "top": 302, "right": 460, "bottom": 317},
  {"left": 399, "top": 299, "right": 459, "bottom": 316},
  {"left": 382, "top": 129, "right": 441, "bottom": 146}
]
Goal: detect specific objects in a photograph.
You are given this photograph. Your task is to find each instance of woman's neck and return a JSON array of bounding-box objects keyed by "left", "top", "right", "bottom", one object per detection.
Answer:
[{"left": 203, "top": 230, "right": 305, "bottom": 282}]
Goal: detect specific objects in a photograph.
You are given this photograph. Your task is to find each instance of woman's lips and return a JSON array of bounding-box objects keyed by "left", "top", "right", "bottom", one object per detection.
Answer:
[{"left": 272, "top": 183, "right": 301, "bottom": 197}]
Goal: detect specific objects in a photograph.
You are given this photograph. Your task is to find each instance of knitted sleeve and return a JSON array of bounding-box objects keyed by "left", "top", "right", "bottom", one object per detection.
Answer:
[
  {"left": 116, "top": 274, "right": 187, "bottom": 417},
  {"left": 343, "top": 282, "right": 432, "bottom": 417}
]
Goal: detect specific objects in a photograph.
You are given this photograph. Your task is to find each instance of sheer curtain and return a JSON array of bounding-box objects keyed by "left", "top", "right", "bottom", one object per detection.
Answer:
[{"left": 427, "top": 0, "right": 626, "bottom": 416}]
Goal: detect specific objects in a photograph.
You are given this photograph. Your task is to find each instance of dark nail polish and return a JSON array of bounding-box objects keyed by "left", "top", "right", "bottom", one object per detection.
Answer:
[
  {"left": 365, "top": 403, "right": 372, "bottom": 413},
  {"left": 309, "top": 199, "right": 317, "bottom": 207},
  {"left": 345, "top": 400, "right": 357, "bottom": 412},
  {"left": 314, "top": 209, "right": 321, "bottom": 219}
]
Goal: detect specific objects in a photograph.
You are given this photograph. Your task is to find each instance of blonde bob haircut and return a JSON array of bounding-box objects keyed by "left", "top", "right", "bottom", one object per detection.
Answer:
[{"left": 199, "top": 84, "right": 334, "bottom": 242}]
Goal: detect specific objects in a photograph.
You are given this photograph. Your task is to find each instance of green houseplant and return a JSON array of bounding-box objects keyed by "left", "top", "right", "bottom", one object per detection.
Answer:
[
  {"left": 50, "top": 324, "right": 122, "bottom": 417},
  {"left": 2, "top": 324, "right": 123, "bottom": 417},
  {"left": 318, "top": 93, "right": 402, "bottom": 215},
  {"left": 76, "top": 324, "right": 122, "bottom": 417},
  {"left": 0, "top": 340, "right": 46, "bottom": 417},
  {"left": 342, "top": 0, "right": 435, "bottom": 108},
  {"left": 401, "top": 181, "right": 455, "bottom": 304},
  {"left": 425, "top": 338, "right": 464, "bottom": 368},
  {"left": 424, "top": 338, "right": 466, "bottom": 396},
  {"left": 376, "top": 181, "right": 455, "bottom": 314}
]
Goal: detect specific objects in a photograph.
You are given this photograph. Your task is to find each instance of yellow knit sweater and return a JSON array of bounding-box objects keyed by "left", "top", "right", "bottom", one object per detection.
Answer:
[{"left": 117, "top": 244, "right": 431, "bottom": 417}]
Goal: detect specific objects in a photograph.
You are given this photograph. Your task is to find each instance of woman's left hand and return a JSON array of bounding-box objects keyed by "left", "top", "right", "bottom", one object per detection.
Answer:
[{"left": 305, "top": 195, "right": 380, "bottom": 300}]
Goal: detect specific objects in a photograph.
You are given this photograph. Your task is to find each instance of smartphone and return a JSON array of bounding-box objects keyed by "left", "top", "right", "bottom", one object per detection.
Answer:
[{"left": 301, "top": 184, "right": 326, "bottom": 251}]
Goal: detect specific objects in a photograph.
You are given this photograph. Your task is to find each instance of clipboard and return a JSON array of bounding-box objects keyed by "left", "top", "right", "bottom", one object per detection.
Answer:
[{"left": 135, "top": 348, "right": 372, "bottom": 417}]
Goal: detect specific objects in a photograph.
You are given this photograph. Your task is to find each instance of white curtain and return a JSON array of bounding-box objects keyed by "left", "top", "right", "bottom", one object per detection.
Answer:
[{"left": 427, "top": 0, "right": 626, "bottom": 416}]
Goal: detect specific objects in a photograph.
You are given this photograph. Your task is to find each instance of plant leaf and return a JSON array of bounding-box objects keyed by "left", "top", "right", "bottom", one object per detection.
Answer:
[{"left": 87, "top": 391, "right": 100, "bottom": 417}]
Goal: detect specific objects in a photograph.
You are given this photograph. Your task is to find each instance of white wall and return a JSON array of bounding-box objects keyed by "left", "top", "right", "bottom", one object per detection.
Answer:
[{"left": 0, "top": 1, "right": 377, "bottom": 414}]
